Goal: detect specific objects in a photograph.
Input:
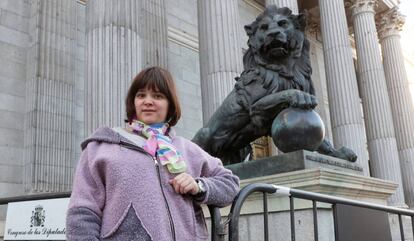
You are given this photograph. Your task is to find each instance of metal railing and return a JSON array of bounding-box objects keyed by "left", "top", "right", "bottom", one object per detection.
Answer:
[
  {"left": 0, "top": 192, "right": 71, "bottom": 205},
  {"left": 209, "top": 183, "right": 414, "bottom": 241}
]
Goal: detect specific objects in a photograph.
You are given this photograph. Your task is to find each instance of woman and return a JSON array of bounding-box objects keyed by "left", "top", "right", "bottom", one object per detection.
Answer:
[{"left": 66, "top": 66, "right": 240, "bottom": 241}]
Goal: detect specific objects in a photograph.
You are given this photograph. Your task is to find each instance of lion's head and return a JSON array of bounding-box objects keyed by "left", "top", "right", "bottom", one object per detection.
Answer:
[
  {"left": 244, "top": 6, "right": 306, "bottom": 63},
  {"left": 243, "top": 6, "right": 313, "bottom": 92}
]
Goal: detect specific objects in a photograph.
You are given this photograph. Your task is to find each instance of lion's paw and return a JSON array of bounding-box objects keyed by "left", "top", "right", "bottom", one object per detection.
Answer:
[
  {"left": 286, "top": 89, "right": 318, "bottom": 110},
  {"left": 336, "top": 147, "right": 357, "bottom": 162}
]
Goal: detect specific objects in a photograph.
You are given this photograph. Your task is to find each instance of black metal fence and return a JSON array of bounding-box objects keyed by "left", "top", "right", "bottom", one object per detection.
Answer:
[
  {"left": 0, "top": 192, "right": 71, "bottom": 205},
  {"left": 209, "top": 183, "right": 414, "bottom": 241},
  {"left": 1, "top": 184, "right": 414, "bottom": 241}
]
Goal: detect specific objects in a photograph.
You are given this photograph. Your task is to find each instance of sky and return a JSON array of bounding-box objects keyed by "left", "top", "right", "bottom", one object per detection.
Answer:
[
  {"left": 399, "top": 0, "right": 414, "bottom": 102},
  {"left": 400, "top": 0, "right": 413, "bottom": 59}
]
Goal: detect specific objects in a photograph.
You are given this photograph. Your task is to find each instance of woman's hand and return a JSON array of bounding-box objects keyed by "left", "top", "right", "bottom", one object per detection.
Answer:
[{"left": 169, "top": 173, "right": 199, "bottom": 195}]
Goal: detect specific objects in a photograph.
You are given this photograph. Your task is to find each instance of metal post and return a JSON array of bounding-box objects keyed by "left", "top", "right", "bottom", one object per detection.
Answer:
[
  {"left": 398, "top": 214, "right": 405, "bottom": 241},
  {"left": 313, "top": 200, "right": 319, "bottom": 241},
  {"left": 290, "top": 196, "right": 295, "bottom": 241},
  {"left": 263, "top": 193, "right": 269, "bottom": 241},
  {"left": 333, "top": 204, "right": 338, "bottom": 241},
  {"left": 208, "top": 206, "right": 222, "bottom": 241}
]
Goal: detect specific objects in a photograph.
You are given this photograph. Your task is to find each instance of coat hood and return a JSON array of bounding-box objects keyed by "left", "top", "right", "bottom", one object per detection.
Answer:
[{"left": 81, "top": 127, "right": 123, "bottom": 150}]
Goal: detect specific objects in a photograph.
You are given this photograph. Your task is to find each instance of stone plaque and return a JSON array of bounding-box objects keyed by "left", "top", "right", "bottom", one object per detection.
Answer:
[{"left": 334, "top": 204, "right": 392, "bottom": 241}]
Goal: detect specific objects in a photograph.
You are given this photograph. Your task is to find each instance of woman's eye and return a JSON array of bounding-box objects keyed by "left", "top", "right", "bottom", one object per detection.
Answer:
[
  {"left": 154, "top": 94, "right": 165, "bottom": 99},
  {"left": 135, "top": 93, "right": 145, "bottom": 98}
]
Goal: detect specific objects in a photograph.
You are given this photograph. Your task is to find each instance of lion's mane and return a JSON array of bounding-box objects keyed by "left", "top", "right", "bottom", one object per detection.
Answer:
[{"left": 241, "top": 6, "right": 315, "bottom": 95}]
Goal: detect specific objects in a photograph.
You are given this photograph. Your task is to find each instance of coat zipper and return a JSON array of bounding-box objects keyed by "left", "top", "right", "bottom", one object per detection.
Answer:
[
  {"left": 154, "top": 157, "right": 176, "bottom": 241},
  {"left": 119, "top": 141, "right": 176, "bottom": 241}
]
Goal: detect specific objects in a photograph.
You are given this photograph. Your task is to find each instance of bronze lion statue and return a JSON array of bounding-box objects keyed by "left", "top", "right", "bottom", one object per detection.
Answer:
[{"left": 193, "top": 6, "right": 357, "bottom": 164}]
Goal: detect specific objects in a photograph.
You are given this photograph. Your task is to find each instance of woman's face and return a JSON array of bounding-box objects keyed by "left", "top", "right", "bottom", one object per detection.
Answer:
[{"left": 134, "top": 87, "right": 169, "bottom": 125}]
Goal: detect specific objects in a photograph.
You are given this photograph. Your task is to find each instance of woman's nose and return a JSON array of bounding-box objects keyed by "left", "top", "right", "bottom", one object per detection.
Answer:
[{"left": 143, "top": 96, "right": 153, "bottom": 105}]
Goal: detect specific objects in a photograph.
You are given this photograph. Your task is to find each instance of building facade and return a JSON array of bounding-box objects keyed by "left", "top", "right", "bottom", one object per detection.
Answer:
[{"left": 0, "top": 0, "right": 413, "bottom": 233}]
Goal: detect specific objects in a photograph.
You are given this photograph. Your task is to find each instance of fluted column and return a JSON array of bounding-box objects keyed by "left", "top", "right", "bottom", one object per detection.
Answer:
[
  {"left": 265, "top": 0, "right": 298, "bottom": 14},
  {"left": 350, "top": 0, "right": 405, "bottom": 206},
  {"left": 197, "top": 0, "right": 243, "bottom": 123},
  {"left": 141, "top": 0, "right": 169, "bottom": 68},
  {"left": 378, "top": 8, "right": 414, "bottom": 208},
  {"left": 85, "top": 0, "right": 168, "bottom": 135},
  {"left": 318, "top": 0, "right": 370, "bottom": 175},
  {"left": 24, "top": 0, "right": 77, "bottom": 192}
]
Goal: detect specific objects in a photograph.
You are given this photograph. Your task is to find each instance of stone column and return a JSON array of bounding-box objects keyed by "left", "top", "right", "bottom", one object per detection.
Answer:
[
  {"left": 307, "top": 18, "right": 334, "bottom": 143},
  {"left": 197, "top": 0, "right": 243, "bottom": 123},
  {"left": 141, "top": 0, "right": 169, "bottom": 68},
  {"left": 24, "top": 0, "right": 77, "bottom": 192},
  {"left": 350, "top": 0, "right": 405, "bottom": 206},
  {"left": 85, "top": 0, "right": 168, "bottom": 135},
  {"left": 378, "top": 8, "right": 414, "bottom": 208},
  {"left": 318, "top": 0, "right": 370, "bottom": 175},
  {"left": 265, "top": 0, "right": 298, "bottom": 14}
]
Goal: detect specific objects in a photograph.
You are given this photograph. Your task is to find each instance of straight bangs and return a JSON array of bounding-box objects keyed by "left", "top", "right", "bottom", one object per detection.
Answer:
[{"left": 137, "top": 69, "right": 172, "bottom": 99}]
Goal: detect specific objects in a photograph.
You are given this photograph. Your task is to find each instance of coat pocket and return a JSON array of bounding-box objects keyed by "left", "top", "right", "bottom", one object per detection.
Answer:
[{"left": 101, "top": 205, "right": 153, "bottom": 241}]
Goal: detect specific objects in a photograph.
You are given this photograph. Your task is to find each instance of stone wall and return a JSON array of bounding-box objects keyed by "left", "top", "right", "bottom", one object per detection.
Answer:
[
  {"left": 0, "top": 0, "right": 30, "bottom": 217},
  {"left": 74, "top": 1, "right": 86, "bottom": 167},
  {"left": 165, "top": 0, "right": 202, "bottom": 139},
  {"left": 0, "top": 1, "right": 30, "bottom": 238},
  {"left": 23, "top": 0, "right": 77, "bottom": 193},
  {"left": 209, "top": 209, "right": 335, "bottom": 241}
]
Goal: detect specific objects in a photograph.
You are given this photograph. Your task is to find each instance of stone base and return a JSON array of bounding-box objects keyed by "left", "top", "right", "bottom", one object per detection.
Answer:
[
  {"left": 0, "top": 220, "right": 3, "bottom": 240},
  {"left": 204, "top": 168, "right": 408, "bottom": 241},
  {"left": 206, "top": 168, "right": 397, "bottom": 217},
  {"left": 241, "top": 168, "right": 396, "bottom": 204},
  {"left": 226, "top": 150, "right": 364, "bottom": 179}
]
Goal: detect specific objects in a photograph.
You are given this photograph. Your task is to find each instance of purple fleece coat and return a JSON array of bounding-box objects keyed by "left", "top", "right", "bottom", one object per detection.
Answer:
[{"left": 66, "top": 127, "right": 240, "bottom": 241}]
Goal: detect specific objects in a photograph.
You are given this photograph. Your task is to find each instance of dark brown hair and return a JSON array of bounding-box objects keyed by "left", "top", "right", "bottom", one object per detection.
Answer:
[{"left": 125, "top": 66, "right": 181, "bottom": 126}]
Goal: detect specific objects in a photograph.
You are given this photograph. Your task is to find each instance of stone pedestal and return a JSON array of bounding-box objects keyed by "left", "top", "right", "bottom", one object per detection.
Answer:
[
  {"left": 0, "top": 220, "right": 3, "bottom": 240},
  {"left": 226, "top": 150, "right": 364, "bottom": 179},
  {"left": 205, "top": 168, "right": 401, "bottom": 241},
  {"left": 237, "top": 168, "right": 397, "bottom": 205},
  {"left": 203, "top": 150, "right": 411, "bottom": 240}
]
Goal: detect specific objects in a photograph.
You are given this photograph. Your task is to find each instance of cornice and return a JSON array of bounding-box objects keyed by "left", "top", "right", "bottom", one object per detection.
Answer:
[
  {"left": 167, "top": 26, "right": 199, "bottom": 52},
  {"left": 243, "top": 0, "right": 264, "bottom": 12}
]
